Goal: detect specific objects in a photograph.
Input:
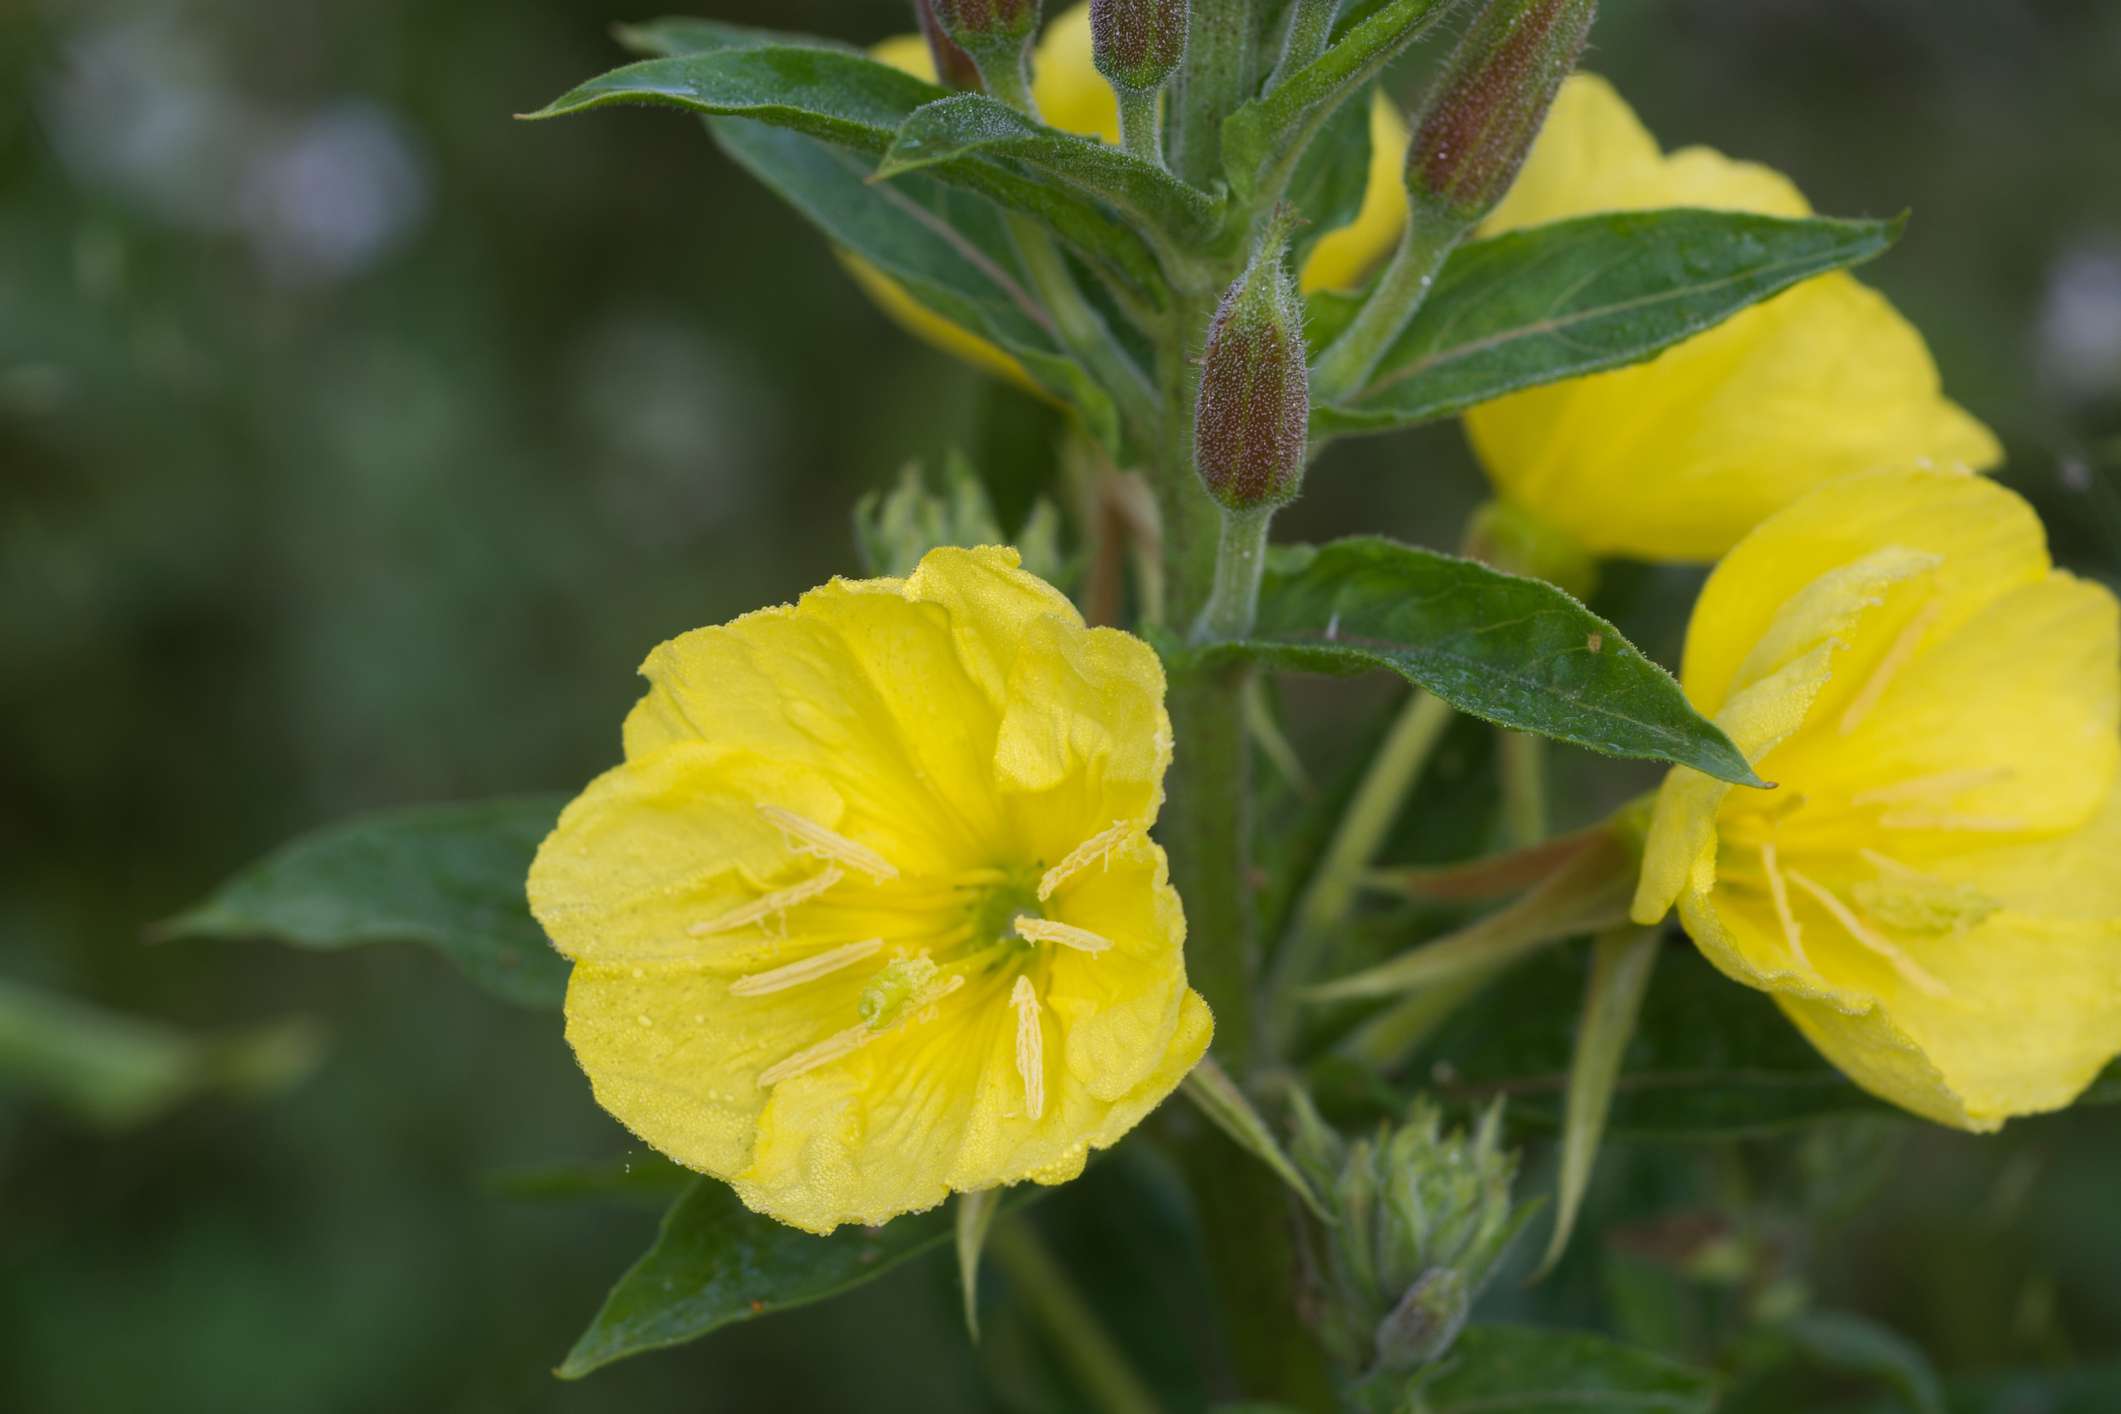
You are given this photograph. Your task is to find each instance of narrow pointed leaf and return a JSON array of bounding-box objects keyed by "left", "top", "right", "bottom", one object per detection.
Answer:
[
  {"left": 955, "top": 1189, "right": 1002, "bottom": 1341},
  {"left": 525, "top": 44, "right": 1164, "bottom": 299},
  {"left": 1222, "top": 0, "right": 1453, "bottom": 201},
  {"left": 1182, "top": 1055, "right": 1334, "bottom": 1223},
  {"left": 156, "top": 796, "right": 570, "bottom": 1009},
  {"left": 1536, "top": 926, "right": 1661, "bottom": 1278},
  {"left": 1310, "top": 207, "right": 1903, "bottom": 435},
  {"left": 1198, "top": 538, "right": 1765, "bottom": 785},
  {"left": 1307, "top": 828, "right": 1636, "bottom": 1003},
  {"left": 560, "top": 1179, "right": 960, "bottom": 1377},
  {"left": 879, "top": 93, "right": 1219, "bottom": 243}
]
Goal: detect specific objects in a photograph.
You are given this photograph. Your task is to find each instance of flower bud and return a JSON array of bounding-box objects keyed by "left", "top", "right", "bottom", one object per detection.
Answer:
[
  {"left": 1293, "top": 1097, "right": 1532, "bottom": 1372},
  {"left": 930, "top": 0, "right": 1041, "bottom": 50},
  {"left": 1407, "top": 0, "right": 1596, "bottom": 224},
  {"left": 854, "top": 454, "right": 1067, "bottom": 583},
  {"left": 1090, "top": 0, "right": 1188, "bottom": 95},
  {"left": 1194, "top": 213, "right": 1310, "bottom": 512},
  {"left": 914, "top": 0, "right": 985, "bottom": 92}
]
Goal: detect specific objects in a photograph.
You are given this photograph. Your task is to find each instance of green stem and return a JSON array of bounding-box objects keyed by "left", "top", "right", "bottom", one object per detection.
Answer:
[
  {"left": 1268, "top": 687, "right": 1454, "bottom": 1041},
  {"left": 1007, "top": 213, "right": 1158, "bottom": 435},
  {"left": 1267, "top": 0, "right": 1338, "bottom": 91},
  {"left": 1117, "top": 88, "right": 1164, "bottom": 168},
  {"left": 1499, "top": 729, "right": 1549, "bottom": 847},
  {"left": 988, "top": 1221, "right": 1163, "bottom": 1414},
  {"left": 1168, "top": 2, "right": 1257, "bottom": 188},
  {"left": 1165, "top": 664, "right": 1258, "bottom": 1070},
  {"left": 1309, "top": 213, "right": 1461, "bottom": 403},
  {"left": 977, "top": 47, "right": 1040, "bottom": 119},
  {"left": 1190, "top": 506, "right": 1272, "bottom": 644}
]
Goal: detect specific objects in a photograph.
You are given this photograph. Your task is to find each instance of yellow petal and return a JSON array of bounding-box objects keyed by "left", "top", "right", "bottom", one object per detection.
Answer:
[
  {"left": 1770, "top": 570, "right": 2121, "bottom": 848},
  {"left": 1679, "top": 470, "right": 2048, "bottom": 717},
  {"left": 994, "top": 614, "right": 1172, "bottom": 863},
  {"left": 622, "top": 576, "right": 1017, "bottom": 874},
  {"left": 1041, "top": 837, "right": 1194, "bottom": 1102},
  {"left": 529, "top": 746, "right": 844, "bottom": 965},
  {"left": 1466, "top": 76, "right": 2000, "bottom": 564},
  {"left": 1029, "top": 3, "right": 1117, "bottom": 142},
  {"left": 904, "top": 544, "right": 1084, "bottom": 704},
  {"left": 836, "top": 251, "right": 1046, "bottom": 393}
]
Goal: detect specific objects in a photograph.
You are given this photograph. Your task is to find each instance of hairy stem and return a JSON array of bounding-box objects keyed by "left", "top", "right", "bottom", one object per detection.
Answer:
[
  {"left": 1118, "top": 88, "right": 1164, "bottom": 167},
  {"left": 1191, "top": 506, "right": 1273, "bottom": 644},
  {"left": 1309, "top": 214, "right": 1461, "bottom": 402},
  {"left": 1168, "top": 3, "right": 1258, "bottom": 188}
]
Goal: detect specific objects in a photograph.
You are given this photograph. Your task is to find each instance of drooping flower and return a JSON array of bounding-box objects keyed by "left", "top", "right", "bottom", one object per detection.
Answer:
[
  {"left": 1463, "top": 75, "right": 2001, "bottom": 564},
  {"left": 528, "top": 547, "right": 1210, "bottom": 1232},
  {"left": 854, "top": 4, "right": 1412, "bottom": 391},
  {"left": 1632, "top": 470, "right": 2121, "bottom": 1130}
]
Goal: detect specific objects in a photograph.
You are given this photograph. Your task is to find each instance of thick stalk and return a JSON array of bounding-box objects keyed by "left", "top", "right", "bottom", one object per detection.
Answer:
[
  {"left": 988, "top": 1221, "right": 1163, "bottom": 1414},
  {"left": 1190, "top": 506, "right": 1272, "bottom": 644},
  {"left": 1267, "top": 0, "right": 1339, "bottom": 90},
  {"left": 1167, "top": 2, "right": 1257, "bottom": 187},
  {"left": 1117, "top": 89, "right": 1164, "bottom": 167},
  {"left": 1008, "top": 213, "right": 1158, "bottom": 435},
  {"left": 1499, "top": 728, "right": 1549, "bottom": 847}
]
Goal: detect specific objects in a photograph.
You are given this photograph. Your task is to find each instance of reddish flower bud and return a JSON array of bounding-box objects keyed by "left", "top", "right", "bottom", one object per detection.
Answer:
[
  {"left": 1407, "top": 0, "right": 1596, "bottom": 222},
  {"left": 915, "top": 0, "right": 985, "bottom": 92},
  {"left": 930, "top": 0, "right": 1041, "bottom": 48},
  {"left": 1090, "top": 0, "right": 1188, "bottom": 95},
  {"left": 1195, "top": 215, "right": 1310, "bottom": 512}
]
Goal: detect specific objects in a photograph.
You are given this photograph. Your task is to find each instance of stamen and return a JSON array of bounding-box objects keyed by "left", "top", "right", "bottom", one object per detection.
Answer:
[
  {"left": 1876, "top": 812, "right": 2028, "bottom": 833},
  {"left": 756, "top": 804, "right": 898, "bottom": 882},
  {"left": 1038, "top": 821, "right": 1134, "bottom": 901},
  {"left": 729, "top": 938, "right": 884, "bottom": 997},
  {"left": 758, "top": 1023, "right": 872, "bottom": 1086},
  {"left": 1015, "top": 917, "right": 1115, "bottom": 954},
  {"left": 1839, "top": 600, "right": 1941, "bottom": 734},
  {"left": 1759, "top": 842, "right": 1811, "bottom": 970},
  {"left": 1850, "top": 766, "right": 2011, "bottom": 807},
  {"left": 688, "top": 867, "right": 844, "bottom": 936},
  {"left": 1011, "top": 975, "right": 1046, "bottom": 1121},
  {"left": 1784, "top": 867, "right": 1950, "bottom": 997},
  {"left": 1858, "top": 847, "right": 1924, "bottom": 877}
]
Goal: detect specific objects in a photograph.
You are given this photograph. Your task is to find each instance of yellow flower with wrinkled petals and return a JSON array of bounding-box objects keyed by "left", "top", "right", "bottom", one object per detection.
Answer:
[
  {"left": 529, "top": 546, "right": 1210, "bottom": 1232},
  {"left": 855, "top": 3, "right": 1412, "bottom": 392},
  {"left": 1632, "top": 470, "right": 2121, "bottom": 1130},
  {"left": 1465, "top": 76, "right": 2002, "bottom": 564}
]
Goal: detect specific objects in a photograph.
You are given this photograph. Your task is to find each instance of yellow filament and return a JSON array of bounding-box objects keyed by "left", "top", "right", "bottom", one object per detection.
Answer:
[
  {"left": 1784, "top": 867, "right": 1950, "bottom": 997},
  {"left": 688, "top": 867, "right": 845, "bottom": 937},
  {"left": 756, "top": 804, "right": 899, "bottom": 882},
  {"left": 729, "top": 938, "right": 885, "bottom": 997}
]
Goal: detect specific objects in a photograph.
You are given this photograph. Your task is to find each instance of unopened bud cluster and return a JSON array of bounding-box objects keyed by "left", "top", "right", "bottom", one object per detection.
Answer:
[
  {"left": 1193, "top": 215, "right": 1310, "bottom": 512},
  {"left": 1290, "top": 1096, "right": 1529, "bottom": 1373},
  {"left": 1090, "top": 0, "right": 1188, "bottom": 95},
  {"left": 1407, "top": 0, "right": 1597, "bottom": 224}
]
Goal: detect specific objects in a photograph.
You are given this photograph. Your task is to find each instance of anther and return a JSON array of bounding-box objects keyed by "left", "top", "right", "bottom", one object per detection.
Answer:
[
  {"left": 1015, "top": 917, "right": 1115, "bottom": 954},
  {"left": 1758, "top": 841, "right": 1811, "bottom": 970},
  {"left": 1038, "top": 821, "right": 1134, "bottom": 901},
  {"left": 756, "top": 804, "right": 899, "bottom": 882},
  {"left": 758, "top": 1024, "right": 873, "bottom": 1086},
  {"left": 1784, "top": 867, "right": 1950, "bottom": 997},
  {"left": 730, "top": 938, "right": 885, "bottom": 997},
  {"left": 1011, "top": 974, "right": 1046, "bottom": 1121},
  {"left": 689, "top": 867, "right": 844, "bottom": 937},
  {"left": 1839, "top": 600, "right": 1941, "bottom": 734}
]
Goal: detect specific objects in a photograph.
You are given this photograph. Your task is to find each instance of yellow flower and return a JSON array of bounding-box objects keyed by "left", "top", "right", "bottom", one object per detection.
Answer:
[
  {"left": 857, "top": 4, "right": 1411, "bottom": 392},
  {"left": 528, "top": 547, "right": 1210, "bottom": 1232},
  {"left": 1463, "top": 76, "right": 2002, "bottom": 564},
  {"left": 1632, "top": 470, "right": 2121, "bottom": 1130}
]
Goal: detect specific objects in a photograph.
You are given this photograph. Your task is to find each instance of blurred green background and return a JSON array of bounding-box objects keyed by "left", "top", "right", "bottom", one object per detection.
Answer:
[{"left": 4, "top": 1, "right": 2119, "bottom": 1410}]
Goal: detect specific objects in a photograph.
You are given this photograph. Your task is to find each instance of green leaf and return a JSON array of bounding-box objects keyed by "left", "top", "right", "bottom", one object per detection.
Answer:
[
  {"left": 614, "top": 21, "right": 1126, "bottom": 450},
  {"left": 1283, "top": 83, "right": 1376, "bottom": 271},
  {"left": 1202, "top": 537, "right": 1763, "bottom": 786},
  {"left": 560, "top": 1178, "right": 959, "bottom": 1378},
  {"left": 1538, "top": 926, "right": 1661, "bottom": 1278},
  {"left": 525, "top": 44, "right": 1165, "bottom": 301},
  {"left": 0, "top": 978, "right": 324, "bottom": 1129},
  {"left": 1311, "top": 207, "right": 1903, "bottom": 435},
  {"left": 157, "top": 796, "right": 569, "bottom": 1009},
  {"left": 878, "top": 93, "right": 1220, "bottom": 245},
  {"left": 1222, "top": 0, "right": 1453, "bottom": 203},
  {"left": 1181, "top": 1055, "right": 1334, "bottom": 1223},
  {"left": 612, "top": 18, "right": 844, "bottom": 57},
  {"left": 1409, "top": 1324, "right": 1719, "bottom": 1413},
  {"left": 1779, "top": 1311, "right": 1944, "bottom": 1414},
  {"left": 1420, "top": 941, "right": 1882, "bottom": 1138}
]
